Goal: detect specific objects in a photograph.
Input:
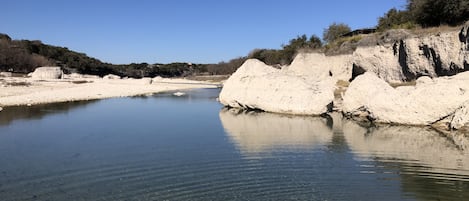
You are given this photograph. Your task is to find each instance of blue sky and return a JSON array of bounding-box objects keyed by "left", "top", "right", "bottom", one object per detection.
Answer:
[{"left": 1, "top": 0, "right": 406, "bottom": 64}]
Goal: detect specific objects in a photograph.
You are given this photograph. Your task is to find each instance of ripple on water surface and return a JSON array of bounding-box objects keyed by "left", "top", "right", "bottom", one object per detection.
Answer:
[{"left": 0, "top": 89, "right": 468, "bottom": 201}]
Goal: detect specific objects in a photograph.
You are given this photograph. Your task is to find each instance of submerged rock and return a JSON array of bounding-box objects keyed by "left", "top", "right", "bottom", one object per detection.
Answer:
[
  {"left": 219, "top": 59, "right": 334, "bottom": 115},
  {"left": 31, "top": 67, "right": 63, "bottom": 80},
  {"left": 343, "top": 72, "right": 469, "bottom": 126}
]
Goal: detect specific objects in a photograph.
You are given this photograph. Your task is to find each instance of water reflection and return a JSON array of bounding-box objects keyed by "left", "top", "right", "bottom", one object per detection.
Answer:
[
  {"left": 342, "top": 121, "right": 469, "bottom": 201},
  {"left": 221, "top": 110, "right": 469, "bottom": 200},
  {"left": 219, "top": 108, "right": 333, "bottom": 155},
  {"left": 0, "top": 101, "right": 96, "bottom": 125},
  {"left": 342, "top": 121, "right": 469, "bottom": 177}
]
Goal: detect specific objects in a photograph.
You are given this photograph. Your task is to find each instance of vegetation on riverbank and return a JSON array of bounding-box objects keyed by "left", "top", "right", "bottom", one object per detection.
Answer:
[{"left": 1, "top": 0, "right": 468, "bottom": 78}]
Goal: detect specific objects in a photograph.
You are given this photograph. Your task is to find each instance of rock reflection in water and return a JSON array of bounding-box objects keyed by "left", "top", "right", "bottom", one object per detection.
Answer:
[
  {"left": 342, "top": 121, "right": 469, "bottom": 200},
  {"left": 221, "top": 109, "right": 469, "bottom": 200},
  {"left": 342, "top": 121, "right": 469, "bottom": 177},
  {"left": 219, "top": 108, "right": 333, "bottom": 155}
]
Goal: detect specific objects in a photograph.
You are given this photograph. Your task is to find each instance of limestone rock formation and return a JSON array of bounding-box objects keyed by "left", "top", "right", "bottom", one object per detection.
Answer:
[
  {"left": 352, "top": 25, "right": 469, "bottom": 82},
  {"left": 31, "top": 67, "right": 63, "bottom": 79},
  {"left": 343, "top": 72, "right": 469, "bottom": 126},
  {"left": 219, "top": 59, "right": 335, "bottom": 115},
  {"left": 286, "top": 53, "right": 352, "bottom": 82}
]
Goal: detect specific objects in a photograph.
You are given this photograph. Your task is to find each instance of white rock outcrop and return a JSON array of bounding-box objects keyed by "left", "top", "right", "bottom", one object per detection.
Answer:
[
  {"left": 286, "top": 53, "right": 352, "bottom": 82},
  {"left": 31, "top": 67, "right": 63, "bottom": 80},
  {"left": 352, "top": 45, "right": 403, "bottom": 83},
  {"left": 343, "top": 72, "right": 469, "bottom": 125},
  {"left": 219, "top": 59, "right": 335, "bottom": 115},
  {"left": 352, "top": 25, "right": 469, "bottom": 82}
]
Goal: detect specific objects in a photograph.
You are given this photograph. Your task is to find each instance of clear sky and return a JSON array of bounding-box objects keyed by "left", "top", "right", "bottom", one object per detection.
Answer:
[{"left": 1, "top": 0, "right": 406, "bottom": 64}]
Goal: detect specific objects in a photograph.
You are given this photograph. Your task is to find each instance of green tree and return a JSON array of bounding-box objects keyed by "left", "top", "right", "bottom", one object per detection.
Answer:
[
  {"left": 408, "top": 0, "right": 469, "bottom": 27},
  {"left": 377, "top": 8, "right": 413, "bottom": 31},
  {"left": 308, "top": 35, "right": 323, "bottom": 49},
  {"left": 323, "top": 22, "right": 351, "bottom": 43}
]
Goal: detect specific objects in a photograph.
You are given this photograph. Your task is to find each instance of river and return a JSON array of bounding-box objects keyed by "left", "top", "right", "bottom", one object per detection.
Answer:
[{"left": 0, "top": 88, "right": 468, "bottom": 201}]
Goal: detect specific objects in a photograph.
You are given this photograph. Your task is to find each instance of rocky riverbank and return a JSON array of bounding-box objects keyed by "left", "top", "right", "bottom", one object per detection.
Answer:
[
  {"left": 0, "top": 69, "right": 218, "bottom": 108},
  {"left": 219, "top": 23, "right": 469, "bottom": 131}
]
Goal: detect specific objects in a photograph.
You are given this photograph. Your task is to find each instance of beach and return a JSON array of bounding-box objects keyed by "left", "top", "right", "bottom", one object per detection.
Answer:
[{"left": 0, "top": 76, "right": 219, "bottom": 108}]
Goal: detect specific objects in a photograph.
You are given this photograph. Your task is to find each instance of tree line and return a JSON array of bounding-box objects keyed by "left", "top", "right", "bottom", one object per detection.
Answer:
[
  {"left": 0, "top": 34, "right": 211, "bottom": 78},
  {"left": 244, "top": 0, "right": 469, "bottom": 68},
  {"left": 1, "top": 0, "right": 468, "bottom": 77}
]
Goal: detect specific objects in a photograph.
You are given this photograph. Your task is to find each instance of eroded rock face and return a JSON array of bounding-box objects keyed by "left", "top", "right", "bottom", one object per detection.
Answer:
[
  {"left": 352, "top": 26, "right": 469, "bottom": 82},
  {"left": 31, "top": 67, "right": 63, "bottom": 79},
  {"left": 219, "top": 59, "right": 334, "bottom": 115},
  {"left": 343, "top": 72, "right": 469, "bottom": 126},
  {"left": 286, "top": 53, "right": 352, "bottom": 82}
]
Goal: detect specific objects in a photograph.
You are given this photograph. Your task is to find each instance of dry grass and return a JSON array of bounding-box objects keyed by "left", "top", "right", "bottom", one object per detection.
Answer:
[{"left": 409, "top": 25, "right": 462, "bottom": 37}]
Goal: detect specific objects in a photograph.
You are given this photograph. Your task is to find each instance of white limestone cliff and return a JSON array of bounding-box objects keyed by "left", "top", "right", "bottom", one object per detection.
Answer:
[{"left": 352, "top": 25, "right": 469, "bottom": 82}]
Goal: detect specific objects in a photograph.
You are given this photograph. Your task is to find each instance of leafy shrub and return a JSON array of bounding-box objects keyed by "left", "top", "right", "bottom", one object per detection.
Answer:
[{"left": 323, "top": 23, "right": 351, "bottom": 44}]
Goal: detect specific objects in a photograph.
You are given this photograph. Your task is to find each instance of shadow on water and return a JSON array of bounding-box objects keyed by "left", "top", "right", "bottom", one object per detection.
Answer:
[
  {"left": 220, "top": 108, "right": 469, "bottom": 201},
  {"left": 0, "top": 101, "right": 98, "bottom": 126}
]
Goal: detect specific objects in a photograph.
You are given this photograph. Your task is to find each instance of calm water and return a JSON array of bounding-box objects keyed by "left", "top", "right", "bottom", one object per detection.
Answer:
[{"left": 0, "top": 88, "right": 468, "bottom": 201}]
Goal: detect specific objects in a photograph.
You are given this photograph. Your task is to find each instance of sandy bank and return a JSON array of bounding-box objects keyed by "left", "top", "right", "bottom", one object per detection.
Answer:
[{"left": 0, "top": 76, "right": 219, "bottom": 107}]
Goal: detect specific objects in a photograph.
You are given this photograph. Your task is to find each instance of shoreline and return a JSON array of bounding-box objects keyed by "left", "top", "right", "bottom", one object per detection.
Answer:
[{"left": 0, "top": 76, "right": 219, "bottom": 108}]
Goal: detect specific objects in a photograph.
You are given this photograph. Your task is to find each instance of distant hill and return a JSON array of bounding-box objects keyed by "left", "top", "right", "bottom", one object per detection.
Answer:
[{"left": 0, "top": 33, "right": 241, "bottom": 77}]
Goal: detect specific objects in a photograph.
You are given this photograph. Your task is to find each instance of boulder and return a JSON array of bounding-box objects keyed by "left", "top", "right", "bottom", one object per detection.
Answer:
[
  {"left": 152, "top": 76, "right": 165, "bottom": 83},
  {"left": 343, "top": 72, "right": 469, "bottom": 125},
  {"left": 31, "top": 67, "right": 63, "bottom": 79},
  {"left": 0, "top": 72, "right": 12, "bottom": 77},
  {"left": 103, "top": 74, "right": 121, "bottom": 79},
  {"left": 219, "top": 59, "right": 334, "bottom": 115}
]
